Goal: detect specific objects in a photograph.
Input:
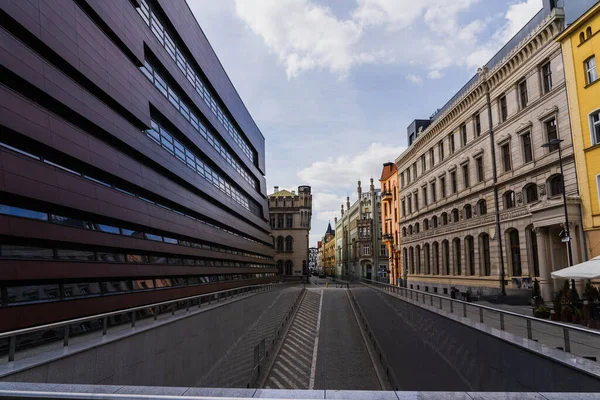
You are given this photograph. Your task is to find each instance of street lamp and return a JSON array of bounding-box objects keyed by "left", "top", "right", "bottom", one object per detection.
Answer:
[{"left": 541, "top": 138, "right": 574, "bottom": 286}]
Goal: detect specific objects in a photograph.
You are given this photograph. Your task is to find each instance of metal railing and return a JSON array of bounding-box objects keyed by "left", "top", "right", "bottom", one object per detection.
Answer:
[
  {"left": 360, "top": 279, "right": 600, "bottom": 361},
  {"left": 0, "top": 282, "right": 289, "bottom": 363}
]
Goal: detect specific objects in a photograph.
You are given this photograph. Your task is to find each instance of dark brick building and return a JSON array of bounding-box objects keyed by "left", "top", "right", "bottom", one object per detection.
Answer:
[{"left": 0, "top": 0, "right": 275, "bottom": 331}]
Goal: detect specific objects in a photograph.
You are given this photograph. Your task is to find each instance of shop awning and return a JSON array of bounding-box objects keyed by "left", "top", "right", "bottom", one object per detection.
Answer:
[{"left": 551, "top": 256, "right": 600, "bottom": 279}]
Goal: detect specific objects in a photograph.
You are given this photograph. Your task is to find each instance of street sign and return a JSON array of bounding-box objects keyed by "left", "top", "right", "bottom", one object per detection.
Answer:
[{"left": 561, "top": 236, "right": 571, "bottom": 243}]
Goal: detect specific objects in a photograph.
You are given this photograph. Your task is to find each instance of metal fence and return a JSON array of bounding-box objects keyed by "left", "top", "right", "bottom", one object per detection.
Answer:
[
  {"left": 0, "top": 283, "right": 286, "bottom": 364},
  {"left": 361, "top": 279, "right": 600, "bottom": 362}
]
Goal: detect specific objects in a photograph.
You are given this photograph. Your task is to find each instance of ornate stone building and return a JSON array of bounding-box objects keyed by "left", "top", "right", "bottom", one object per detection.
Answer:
[
  {"left": 397, "top": 2, "right": 583, "bottom": 300},
  {"left": 335, "top": 179, "right": 388, "bottom": 280},
  {"left": 268, "top": 186, "right": 312, "bottom": 279},
  {"left": 323, "top": 222, "right": 336, "bottom": 276},
  {"left": 380, "top": 162, "right": 402, "bottom": 285}
]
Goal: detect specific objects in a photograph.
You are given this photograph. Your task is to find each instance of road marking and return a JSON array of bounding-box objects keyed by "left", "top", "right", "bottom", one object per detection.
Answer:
[
  {"left": 273, "top": 368, "right": 299, "bottom": 389},
  {"left": 288, "top": 331, "right": 312, "bottom": 346},
  {"left": 269, "top": 375, "right": 285, "bottom": 389},
  {"left": 282, "top": 345, "right": 312, "bottom": 364},
  {"left": 289, "top": 327, "right": 313, "bottom": 341},
  {"left": 308, "top": 290, "right": 324, "bottom": 390},
  {"left": 285, "top": 340, "right": 313, "bottom": 358},
  {"left": 276, "top": 360, "right": 308, "bottom": 383},
  {"left": 279, "top": 353, "right": 309, "bottom": 378}
]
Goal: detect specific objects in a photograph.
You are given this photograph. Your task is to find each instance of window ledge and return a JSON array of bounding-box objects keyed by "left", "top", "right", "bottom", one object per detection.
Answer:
[{"left": 584, "top": 79, "right": 600, "bottom": 89}]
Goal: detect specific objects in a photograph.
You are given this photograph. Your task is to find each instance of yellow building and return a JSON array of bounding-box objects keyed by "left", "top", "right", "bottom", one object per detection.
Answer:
[
  {"left": 557, "top": 2, "right": 600, "bottom": 258},
  {"left": 380, "top": 162, "right": 402, "bottom": 286}
]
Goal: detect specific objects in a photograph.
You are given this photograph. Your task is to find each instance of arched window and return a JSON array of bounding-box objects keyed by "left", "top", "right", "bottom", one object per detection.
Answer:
[
  {"left": 432, "top": 216, "right": 438, "bottom": 228},
  {"left": 453, "top": 238, "right": 462, "bottom": 275},
  {"left": 403, "top": 247, "right": 408, "bottom": 274},
  {"left": 580, "top": 32, "right": 586, "bottom": 43},
  {"left": 432, "top": 242, "right": 440, "bottom": 275},
  {"left": 478, "top": 199, "right": 487, "bottom": 216},
  {"left": 276, "top": 260, "right": 283, "bottom": 275},
  {"left": 402, "top": 227, "right": 407, "bottom": 237},
  {"left": 548, "top": 175, "right": 563, "bottom": 197},
  {"left": 409, "top": 247, "right": 415, "bottom": 274},
  {"left": 276, "top": 236, "right": 284, "bottom": 252},
  {"left": 415, "top": 245, "right": 421, "bottom": 275},
  {"left": 415, "top": 223, "right": 420, "bottom": 233},
  {"left": 587, "top": 26, "right": 593, "bottom": 38},
  {"left": 508, "top": 229, "right": 522, "bottom": 276},
  {"left": 424, "top": 243, "right": 431, "bottom": 275},
  {"left": 285, "top": 236, "right": 293, "bottom": 252},
  {"left": 503, "top": 191, "right": 515, "bottom": 209},
  {"left": 464, "top": 204, "right": 472, "bottom": 219},
  {"left": 465, "top": 236, "right": 475, "bottom": 275},
  {"left": 442, "top": 240, "right": 450, "bottom": 275},
  {"left": 441, "top": 213, "right": 448, "bottom": 225},
  {"left": 479, "top": 233, "right": 491, "bottom": 276},
  {"left": 285, "top": 260, "right": 293, "bottom": 275},
  {"left": 424, "top": 218, "right": 429, "bottom": 230},
  {"left": 451, "top": 208, "right": 459, "bottom": 222},
  {"left": 408, "top": 225, "right": 413, "bottom": 235},
  {"left": 524, "top": 184, "right": 538, "bottom": 203}
]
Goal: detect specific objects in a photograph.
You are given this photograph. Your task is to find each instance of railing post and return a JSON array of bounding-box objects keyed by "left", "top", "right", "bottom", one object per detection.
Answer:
[
  {"left": 103, "top": 317, "right": 108, "bottom": 335},
  {"left": 526, "top": 320, "right": 532, "bottom": 340},
  {"left": 422, "top": 293, "right": 425, "bottom": 304},
  {"left": 186, "top": 300, "right": 190, "bottom": 312},
  {"left": 563, "top": 328, "right": 571, "bottom": 353},
  {"left": 63, "top": 325, "right": 69, "bottom": 347},
  {"left": 479, "top": 308, "right": 484, "bottom": 323},
  {"left": 430, "top": 295, "right": 433, "bottom": 306},
  {"left": 410, "top": 290, "right": 413, "bottom": 300},
  {"left": 450, "top": 301, "right": 454, "bottom": 314},
  {"left": 500, "top": 313, "right": 505, "bottom": 331},
  {"left": 463, "top": 303, "right": 467, "bottom": 318},
  {"left": 154, "top": 306, "right": 159, "bottom": 320},
  {"left": 439, "top": 297, "right": 443, "bottom": 310},
  {"left": 8, "top": 336, "right": 16, "bottom": 362},
  {"left": 171, "top": 304, "right": 175, "bottom": 316},
  {"left": 131, "top": 311, "right": 136, "bottom": 327}
]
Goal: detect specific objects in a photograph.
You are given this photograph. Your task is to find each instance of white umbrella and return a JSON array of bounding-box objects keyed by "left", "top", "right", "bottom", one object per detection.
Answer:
[{"left": 551, "top": 256, "right": 600, "bottom": 279}]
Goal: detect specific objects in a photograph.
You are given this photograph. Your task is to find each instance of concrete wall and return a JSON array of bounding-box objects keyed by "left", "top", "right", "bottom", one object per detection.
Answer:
[
  {"left": 1, "top": 287, "right": 302, "bottom": 387},
  {"left": 351, "top": 286, "right": 600, "bottom": 392}
]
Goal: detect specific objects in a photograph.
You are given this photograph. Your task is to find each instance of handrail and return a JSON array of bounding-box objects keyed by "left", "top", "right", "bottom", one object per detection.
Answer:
[
  {"left": 360, "top": 278, "right": 600, "bottom": 335},
  {"left": 360, "top": 278, "right": 600, "bottom": 355},
  {"left": 1, "top": 281, "right": 295, "bottom": 362}
]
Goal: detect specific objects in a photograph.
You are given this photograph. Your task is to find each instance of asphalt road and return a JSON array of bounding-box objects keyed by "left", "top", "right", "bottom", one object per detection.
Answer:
[{"left": 313, "top": 288, "right": 381, "bottom": 390}]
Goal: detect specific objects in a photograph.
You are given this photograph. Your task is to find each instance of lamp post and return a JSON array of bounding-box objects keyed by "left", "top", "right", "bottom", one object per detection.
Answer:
[{"left": 541, "top": 138, "right": 574, "bottom": 286}]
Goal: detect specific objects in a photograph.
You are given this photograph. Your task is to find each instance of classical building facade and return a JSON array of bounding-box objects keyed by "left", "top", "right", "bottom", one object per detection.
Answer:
[
  {"left": 268, "top": 186, "right": 312, "bottom": 279},
  {"left": 323, "top": 222, "right": 336, "bottom": 276},
  {"left": 0, "top": 0, "right": 275, "bottom": 331},
  {"left": 335, "top": 179, "right": 388, "bottom": 280},
  {"left": 397, "top": 1, "right": 583, "bottom": 300},
  {"left": 380, "top": 162, "right": 402, "bottom": 285},
  {"left": 557, "top": 2, "right": 600, "bottom": 259},
  {"left": 317, "top": 240, "right": 324, "bottom": 273}
]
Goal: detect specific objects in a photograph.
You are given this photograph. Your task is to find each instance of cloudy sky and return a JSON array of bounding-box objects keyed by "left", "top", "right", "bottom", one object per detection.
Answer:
[{"left": 188, "top": 0, "right": 543, "bottom": 246}]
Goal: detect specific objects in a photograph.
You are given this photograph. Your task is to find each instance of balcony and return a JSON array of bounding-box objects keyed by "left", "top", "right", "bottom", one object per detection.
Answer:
[
  {"left": 382, "top": 234, "right": 394, "bottom": 243},
  {"left": 381, "top": 191, "right": 392, "bottom": 202}
]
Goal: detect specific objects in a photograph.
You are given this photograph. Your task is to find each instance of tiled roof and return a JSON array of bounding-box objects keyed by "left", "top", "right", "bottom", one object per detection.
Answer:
[
  {"left": 270, "top": 189, "right": 295, "bottom": 197},
  {"left": 380, "top": 162, "right": 397, "bottom": 181}
]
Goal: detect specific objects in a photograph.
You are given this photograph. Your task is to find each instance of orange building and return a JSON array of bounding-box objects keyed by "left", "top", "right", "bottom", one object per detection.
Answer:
[{"left": 380, "top": 162, "right": 402, "bottom": 285}]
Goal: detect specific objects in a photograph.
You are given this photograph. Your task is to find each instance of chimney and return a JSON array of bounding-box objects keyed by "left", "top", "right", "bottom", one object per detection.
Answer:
[{"left": 274, "top": 186, "right": 279, "bottom": 193}]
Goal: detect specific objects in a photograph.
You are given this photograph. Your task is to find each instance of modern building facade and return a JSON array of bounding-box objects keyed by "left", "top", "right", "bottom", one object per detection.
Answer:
[
  {"left": 396, "top": 0, "right": 583, "bottom": 300},
  {"left": 268, "top": 186, "right": 312, "bottom": 279},
  {"left": 335, "top": 179, "right": 388, "bottom": 280},
  {"left": 0, "top": 0, "right": 276, "bottom": 331},
  {"left": 322, "top": 222, "right": 336, "bottom": 276},
  {"left": 557, "top": 2, "right": 600, "bottom": 259},
  {"left": 380, "top": 162, "right": 402, "bottom": 285}
]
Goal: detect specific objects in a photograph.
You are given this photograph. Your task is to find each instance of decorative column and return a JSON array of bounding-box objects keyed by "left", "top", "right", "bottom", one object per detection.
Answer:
[{"left": 535, "top": 227, "right": 553, "bottom": 301}]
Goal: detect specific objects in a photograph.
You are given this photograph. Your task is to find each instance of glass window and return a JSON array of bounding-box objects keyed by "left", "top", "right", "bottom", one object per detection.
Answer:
[
  {"left": 519, "top": 79, "right": 528, "bottom": 109},
  {"left": 133, "top": 279, "right": 155, "bottom": 290},
  {"left": 97, "top": 252, "right": 125, "bottom": 262},
  {"left": 476, "top": 157, "right": 484, "bottom": 182},
  {"left": 542, "top": 62, "right": 552, "bottom": 93},
  {"left": 522, "top": 132, "right": 533, "bottom": 163},
  {"left": 56, "top": 249, "right": 95, "bottom": 261},
  {"left": 461, "top": 124, "right": 467, "bottom": 146},
  {"left": 144, "top": 233, "right": 163, "bottom": 242},
  {"left": 504, "top": 191, "right": 516, "bottom": 209},
  {"left": 438, "top": 141, "right": 445, "bottom": 161},
  {"left": 7, "top": 284, "right": 60, "bottom": 304},
  {"left": 502, "top": 144, "right": 511, "bottom": 172},
  {"left": 127, "top": 254, "right": 148, "bottom": 263},
  {"left": 450, "top": 171, "right": 457, "bottom": 193},
  {"left": 462, "top": 164, "right": 470, "bottom": 188},
  {"left": 440, "top": 177, "right": 446, "bottom": 198},
  {"left": 92, "top": 223, "right": 120, "bottom": 234},
  {"left": 549, "top": 175, "right": 563, "bottom": 197},
  {"left": 474, "top": 113, "right": 481, "bottom": 136},
  {"left": 448, "top": 134, "right": 455, "bottom": 154},
  {"left": 499, "top": 95, "right": 508, "bottom": 122},
  {"left": 0, "top": 244, "right": 54, "bottom": 259},
  {"left": 102, "top": 280, "right": 132, "bottom": 293},
  {"left": 478, "top": 199, "right": 487, "bottom": 216},
  {"left": 122, "top": 229, "right": 143, "bottom": 238},
  {"left": 546, "top": 118, "right": 559, "bottom": 152},
  {"left": 50, "top": 215, "right": 90, "bottom": 229},
  {"left": 591, "top": 110, "right": 600, "bottom": 145},
  {"left": 163, "top": 237, "right": 178, "bottom": 245},
  {"left": 585, "top": 56, "right": 597, "bottom": 85},
  {"left": 525, "top": 184, "right": 538, "bottom": 203},
  {"left": 63, "top": 282, "right": 101, "bottom": 298},
  {"left": 0, "top": 204, "right": 48, "bottom": 220},
  {"left": 148, "top": 255, "right": 168, "bottom": 264}
]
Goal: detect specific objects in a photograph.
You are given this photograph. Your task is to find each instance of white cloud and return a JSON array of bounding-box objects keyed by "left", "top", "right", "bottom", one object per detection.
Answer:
[
  {"left": 497, "top": 0, "right": 543, "bottom": 42},
  {"left": 428, "top": 70, "right": 444, "bottom": 79},
  {"left": 406, "top": 74, "right": 423, "bottom": 85}
]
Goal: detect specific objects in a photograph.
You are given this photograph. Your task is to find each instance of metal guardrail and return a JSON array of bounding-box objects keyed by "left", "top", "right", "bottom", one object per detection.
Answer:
[
  {"left": 360, "top": 279, "right": 600, "bottom": 360},
  {"left": 1, "top": 282, "right": 291, "bottom": 363}
]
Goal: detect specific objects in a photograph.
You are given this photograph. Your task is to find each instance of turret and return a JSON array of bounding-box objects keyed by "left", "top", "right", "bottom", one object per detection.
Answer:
[
  {"left": 346, "top": 196, "right": 350, "bottom": 210},
  {"left": 370, "top": 178, "right": 375, "bottom": 193},
  {"left": 341, "top": 204, "right": 344, "bottom": 216},
  {"left": 357, "top": 180, "right": 362, "bottom": 198}
]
